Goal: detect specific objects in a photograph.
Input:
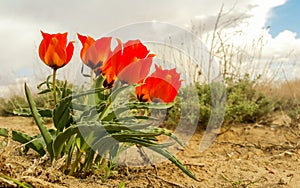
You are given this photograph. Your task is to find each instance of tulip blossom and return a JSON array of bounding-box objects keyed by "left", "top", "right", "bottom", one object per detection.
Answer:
[
  {"left": 109, "top": 40, "right": 155, "bottom": 84},
  {"left": 136, "top": 65, "right": 181, "bottom": 103},
  {"left": 78, "top": 34, "right": 114, "bottom": 72},
  {"left": 77, "top": 34, "right": 96, "bottom": 68},
  {"left": 78, "top": 36, "right": 154, "bottom": 86},
  {"left": 39, "top": 31, "right": 74, "bottom": 70}
]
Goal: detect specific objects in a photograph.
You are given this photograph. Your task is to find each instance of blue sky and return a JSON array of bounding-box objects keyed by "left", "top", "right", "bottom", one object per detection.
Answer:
[{"left": 267, "top": 0, "right": 300, "bottom": 37}]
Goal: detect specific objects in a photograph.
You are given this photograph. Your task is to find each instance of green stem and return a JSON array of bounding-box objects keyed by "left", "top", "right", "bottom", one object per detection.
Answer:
[
  {"left": 53, "top": 69, "right": 57, "bottom": 104},
  {"left": 90, "top": 69, "right": 94, "bottom": 88},
  {"left": 70, "top": 148, "right": 83, "bottom": 175},
  {"left": 99, "top": 101, "right": 112, "bottom": 121}
]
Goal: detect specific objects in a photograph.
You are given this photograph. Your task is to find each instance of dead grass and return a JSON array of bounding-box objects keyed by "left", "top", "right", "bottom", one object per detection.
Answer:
[{"left": 258, "top": 79, "right": 300, "bottom": 100}]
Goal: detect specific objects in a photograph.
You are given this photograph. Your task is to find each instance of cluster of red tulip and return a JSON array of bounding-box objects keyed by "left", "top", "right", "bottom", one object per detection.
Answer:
[{"left": 38, "top": 31, "right": 181, "bottom": 103}]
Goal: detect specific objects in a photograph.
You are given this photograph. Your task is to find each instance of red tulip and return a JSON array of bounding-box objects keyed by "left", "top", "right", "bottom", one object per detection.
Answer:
[
  {"left": 110, "top": 40, "right": 154, "bottom": 84},
  {"left": 78, "top": 36, "right": 154, "bottom": 86},
  {"left": 77, "top": 34, "right": 96, "bottom": 68},
  {"left": 100, "top": 38, "right": 122, "bottom": 86},
  {"left": 136, "top": 65, "right": 181, "bottom": 103},
  {"left": 39, "top": 31, "right": 74, "bottom": 70},
  {"left": 78, "top": 34, "right": 116, "bottom": 72}
]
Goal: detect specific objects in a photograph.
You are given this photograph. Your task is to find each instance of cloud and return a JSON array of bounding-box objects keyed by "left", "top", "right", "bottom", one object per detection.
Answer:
[
  {"left": 264, "top": 30, "right": 300, "bottom": 57},
  {"left": 0, "top": 0, "right": 299, "bottom": 92}
]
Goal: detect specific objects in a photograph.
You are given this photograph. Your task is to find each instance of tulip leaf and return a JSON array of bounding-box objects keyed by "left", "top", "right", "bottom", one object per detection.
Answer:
[
  {"left": 151, "top": 127, "right": 185, "bottom": 147},
  {"left": 0, "top": 174, "right": 33, "bottom": 188},
  {"left": 92, "top": 134, "right": 118, "bottom": 157},
  {"left": 76, "top": 121, "right": 151, "bottom": 133},
  {"left": 12, "top": 108, "right": 52, "bottom": 118},
  {"left": 113, "top": 102, "right": 174, "bottom": 116},
  {"left": 65, "top": 134, "right": 76, "bottom": 167},
  {"left": 0, "top": 128, "right": 46, "bottom": 156},
  {"left": 0, "top": 128, "right": 8, "bottom": 137},
  {"left": 110, "top": 85, "right": 133, "bottom": 101},
  {"left": 38, "top": 89, "right": 52, "bottom": 94},
  {"left": 53, "top": 96, "right": 72, "bottom": 132},
  {"left": 11, "top": 130, "right": 46, "bottom": 156},
  {"left": 37, "top": 75, "right": 52, "bottom": 90},
  {"left": 61, "top": 80, "right": 69, "bottom": 98},
  {"left": 38, "top": 109, "right": 53, "bottom": 117},
  {"left": 123, "top": 137, "right": 198, "bottom": 181},
  {"left": 53, "top": 126, "right": 79, "bottom": 159},
  {"left": 24, "top": 83, "right": 53, "bottom": 159}
]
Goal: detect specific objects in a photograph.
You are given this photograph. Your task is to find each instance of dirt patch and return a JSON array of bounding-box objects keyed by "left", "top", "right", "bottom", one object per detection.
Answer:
[{"left": 0, "top": 116, "right": 299, "bottom": 187}]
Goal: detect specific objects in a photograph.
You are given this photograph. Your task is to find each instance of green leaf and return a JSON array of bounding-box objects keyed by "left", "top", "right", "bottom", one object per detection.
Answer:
[
  {"left": 92, "top": 130, "right": 163, "bottom": 156},
  {"left": 24, "top": 83, "right": 53, "bottom": 159},
  {"left": 76, "top": 121, "right": 152, "bottom": 133},
  {"left": 37, "top": 76, "right": 52, "bottom": 90},
  {"left": 92, "top": 135, "right": 118, "bottom": 156},
  {"left": 38, "top": 88, "right": 52, "bottom": 94},
  {"left": 53, "top": 96, "right": 72, "bottom": 131},
  {"left": 72, "top": 88, "right": 107, "bottom": 99},
  {"left": 124, "top": 137, "right": 198, "bottom": 181},
  {"left": 0, "top": 128, "right": 8, "bottom": 137},
  {"left": 0, "top": 174, "right": 33, "bottom": 188},
  {"left": 100, "top": 110, "right": 116, "bottom": 121},
  {"left": 12, "top": 108, "right": 52, "bottom": 118},
  {"left": 38, "top": 109, "right": 53, "bottom": 117},
  {"left": 112, "top": 102, "right": 174, "bottom": 117},
  {"left": 11, "top": 130, "right": 46, "bottom": 156},
  {"left": 110, "top": 85, "right": 132, "bottom": 101},
  {"left": 127, "top": 102, "right": 174, "bottom": 110},
  {"left": 119, "top": 182, "right": 125, "bottom": 188},
  {"left": 1, "top": 128, "right": 46, "bottom": 156},
  {"left": 53, "top": 126, "right": 79, "bottom": 159},
  {"left": 150, "top": 146, "right": 198, "bottom": 181},
  {"left": 65, "top": 135, "right": 76, "bottom": 168},
  {"left": 61, "top": 80, "right": 69, "bottom": 98},
  {"left": 152, "top": 127, "right": 185, "bottom": 147}
]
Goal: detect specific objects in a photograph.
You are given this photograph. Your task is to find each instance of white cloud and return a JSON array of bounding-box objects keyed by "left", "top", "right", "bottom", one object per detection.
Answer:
[
  {"left": 0, "top": 0, "right": 299, "bottom": 93},
  {"left": 264, "top": 30, "right": 300, "bottom": 57}
]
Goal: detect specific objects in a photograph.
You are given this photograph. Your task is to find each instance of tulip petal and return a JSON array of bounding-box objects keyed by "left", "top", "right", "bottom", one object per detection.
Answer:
[
  {"left": 54, "top": 32, "right": 68, "bottom": 48},
  {"left": 117, "top": 54, "right": 154, "bottom": 84},
  {"left": 66, "top": 41, "right": 74, "bottom": 63},
  {"left": 83, "top": 37, "right": 113, "bottom": 70},
  {"left": 44, "top": 37, "right": 66, "bottom": 68},
  {"left": 38, "top": 40, "right": 47, "bottom": 62},
  {"left": 115, "top": 40, "right": 150, "bottom": 76},
  {"left": 77, "top": 33, "right": 96, "bottom": 67},
  {"left": 77, "top": 33, "right": 87, "bottom": 44}
]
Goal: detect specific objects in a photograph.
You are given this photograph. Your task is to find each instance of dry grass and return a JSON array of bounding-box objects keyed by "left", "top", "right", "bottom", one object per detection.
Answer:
[{"left": 257, "top": 79, "right": 300, "bottom": 101}]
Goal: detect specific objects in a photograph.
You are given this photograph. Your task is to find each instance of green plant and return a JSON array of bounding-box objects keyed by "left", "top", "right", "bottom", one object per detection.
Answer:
[
  {"left": 0, "top": 174, "right": 32, "bottom": 188},
  {"left": 118, "top": 181, "right": 125, "bottom": 188},
  {"left": 225, "top": 75, "right": 273, "bottom": 123},
  {"left": 0, "top": 96, "right": 28, "bottom": 116},
  {"left": 0, "top": 76, "right": 197, "bottom": 180},
  {"left": 220, "top": 174, "right": 261, "bottom": 188},
  {"left": 165, "top": 75, "right": 274, "bottom": 129},
  {"left": 0, "top": 32, "right": 198, "bottom": 182}
]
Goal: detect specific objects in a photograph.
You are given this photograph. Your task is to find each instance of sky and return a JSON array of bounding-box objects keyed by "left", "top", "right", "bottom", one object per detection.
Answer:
[
  {"left": 0, "top": 0, "right": 300, "bottom": 97},
  {"left": 267, "top": 0, "right": 300, "bottom": 37}
]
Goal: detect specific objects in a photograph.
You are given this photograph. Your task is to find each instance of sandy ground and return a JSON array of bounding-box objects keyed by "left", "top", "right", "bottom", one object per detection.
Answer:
[{"left": 0, "top": 115, "right": 299, "bottom": 188}]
